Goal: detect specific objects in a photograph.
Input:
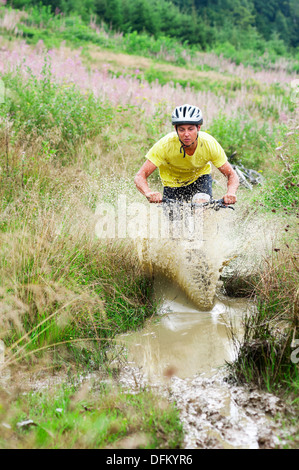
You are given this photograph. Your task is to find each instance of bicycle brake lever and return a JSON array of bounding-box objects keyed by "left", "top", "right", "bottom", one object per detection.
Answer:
[{"left": 216, "top": 199, "right": 235, "bottom": 210}]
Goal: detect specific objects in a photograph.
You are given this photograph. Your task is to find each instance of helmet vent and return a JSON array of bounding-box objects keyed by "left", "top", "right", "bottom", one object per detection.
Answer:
[{"left": 171, "top": 104, "right": 203, "bottom": 126}]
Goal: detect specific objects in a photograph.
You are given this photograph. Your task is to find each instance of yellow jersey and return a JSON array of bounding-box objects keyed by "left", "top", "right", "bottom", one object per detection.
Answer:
[{"left": 146, "top": 131, "right": 227, "bottom": 187}]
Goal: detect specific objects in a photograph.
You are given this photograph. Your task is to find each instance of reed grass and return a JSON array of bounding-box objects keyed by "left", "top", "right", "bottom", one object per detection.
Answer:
[
  {"left": 0, "top": 64, "right": 155, "bottom": 372},
  {"left": 227, "top": 243, "right": 299, "bottom": 397}
]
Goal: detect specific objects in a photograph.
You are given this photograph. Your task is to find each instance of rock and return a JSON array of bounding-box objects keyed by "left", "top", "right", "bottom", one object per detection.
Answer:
[{"left": 16, "top": 419, "right": 37, "bottom": 429}]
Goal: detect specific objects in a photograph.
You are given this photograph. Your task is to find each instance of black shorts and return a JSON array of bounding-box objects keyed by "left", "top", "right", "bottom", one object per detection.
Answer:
[{"left": 162, "top": 174, "right": 212, "bottom": 203}]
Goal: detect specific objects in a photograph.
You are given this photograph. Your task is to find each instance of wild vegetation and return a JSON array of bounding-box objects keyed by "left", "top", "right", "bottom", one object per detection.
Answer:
[
  {"left": 0, "top": 378, "right": 183, "bottom": 448},
  {"left": 1, "top": 0, "right": 299, "bottom": 71},
  {"left": 0, "top": 2, "right": 298, "bottom": 448},
  {"left": 5, "top": 0, "right": 299, "bottom": 51}
]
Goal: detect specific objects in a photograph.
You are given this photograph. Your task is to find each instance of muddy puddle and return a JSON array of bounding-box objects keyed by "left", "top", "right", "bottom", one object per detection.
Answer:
[
  {"left": 120, "top": 277, "right": 247, "bottom": 380},
  {"left": 118, "top": 277, "right": 290, "bottom": 449}
]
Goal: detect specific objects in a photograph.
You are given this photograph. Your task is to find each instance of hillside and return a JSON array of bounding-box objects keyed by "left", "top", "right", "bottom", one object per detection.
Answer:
[
  {"left": 2, "top": 0, "right": 299, "bottom": 70},
  {"left": 5, "top": 0, "right": 299, "bottom": 49}
]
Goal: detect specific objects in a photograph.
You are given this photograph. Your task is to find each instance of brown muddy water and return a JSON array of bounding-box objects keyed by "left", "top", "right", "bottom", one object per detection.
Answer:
[
  {"left": 121, "top": 277, "right": 246, "bottom": 380},
  {"left": 118, "top": 277, "right": 292, "bottom": 449},
  {"left": 113, "top": 206, "right": 294, "bottom": 449}
]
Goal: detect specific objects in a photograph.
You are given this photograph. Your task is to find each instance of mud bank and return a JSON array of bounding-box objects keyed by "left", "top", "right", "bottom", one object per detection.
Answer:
[
  {"left": 117, "top": 279, "right": 297, "bottom": 449},
  {"left": 118, "top": 361, "right": 295, "bottom": 449}
]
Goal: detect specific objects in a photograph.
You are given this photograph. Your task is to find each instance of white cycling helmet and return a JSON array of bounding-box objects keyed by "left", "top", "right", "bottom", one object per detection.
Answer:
[{"left": 171, "top": 104, "right": 203, "bottom": 126}]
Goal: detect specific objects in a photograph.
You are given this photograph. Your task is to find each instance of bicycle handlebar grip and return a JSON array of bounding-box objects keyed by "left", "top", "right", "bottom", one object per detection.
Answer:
[{"left": 215, "top": 198, "right": 235, "bottom": 210}]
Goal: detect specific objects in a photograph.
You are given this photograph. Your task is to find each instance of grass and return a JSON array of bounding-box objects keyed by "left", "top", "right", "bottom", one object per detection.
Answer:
[
  {"left": 226, "top": 233, "right": 298, "bottom": 394},
  {"left": 1, "top": 65, "right": 112, "bottom": 166},
  {"left": 0, "top": 378, "right": 184, "bottom": 449},
  {"left": 258, "top": 127, "right": 299, "bottom": 210},
  {"left": 225, "top": 129, "right": 298, "bottom": 398},
  {"left": 0, "top": 63, "right": 156, "bottom": 372},
  {"left": 0, "top": 184, "right": 155, "bottom": 369}
]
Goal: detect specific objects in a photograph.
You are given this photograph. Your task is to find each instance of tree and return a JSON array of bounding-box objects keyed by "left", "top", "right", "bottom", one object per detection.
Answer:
[{"left": 274, "top": 10, "right": 289, "bottom": 42}]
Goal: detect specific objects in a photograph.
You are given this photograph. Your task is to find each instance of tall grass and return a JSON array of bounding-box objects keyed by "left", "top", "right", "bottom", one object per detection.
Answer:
[
  {"left": 0, "top": 62, "right": 154, "bottom": 371},
  {"left": 228, "top": 246, "right": 298, "bottom": 395},
  {"left": 226, "top": 127, "right": 299, "bottom": 396},
  {"left": 0, "top": 181, "right": 154, "bottom": 367},
  {"left": 259, "top": 126, "right": 299, "bottom": 210}
]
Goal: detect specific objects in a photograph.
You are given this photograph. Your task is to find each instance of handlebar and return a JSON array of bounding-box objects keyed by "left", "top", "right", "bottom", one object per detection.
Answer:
[{"left": 161, "top": 197, "right": 235, "bottom": 211}]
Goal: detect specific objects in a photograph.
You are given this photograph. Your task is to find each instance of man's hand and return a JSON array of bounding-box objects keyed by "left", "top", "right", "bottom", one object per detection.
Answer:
[
  {"left": 218, "top": 162, "right": 239, "bottom": 205},
  {"left": 145, "top": 191, "right": 163, "bottom": 203},
  {"left": 223, "top": 193, "right": 237, "bottom": 205}
]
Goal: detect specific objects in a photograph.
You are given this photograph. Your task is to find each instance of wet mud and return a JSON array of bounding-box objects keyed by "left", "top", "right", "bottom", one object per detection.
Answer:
[
  {"left": 118, "top": 278, "right": 295, "bottom": 449},
  {"left": 119, "top": 364, "right": 292, "bottom": 449}
]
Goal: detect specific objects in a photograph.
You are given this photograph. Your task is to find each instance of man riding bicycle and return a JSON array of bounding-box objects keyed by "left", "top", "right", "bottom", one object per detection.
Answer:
[{"left": 134, "top": 104, "right": 239, "bottom": 205}]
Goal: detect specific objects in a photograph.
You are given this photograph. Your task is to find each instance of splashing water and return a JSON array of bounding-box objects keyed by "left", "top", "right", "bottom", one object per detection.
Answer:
[
  {"left": 95, "top": 185, "right": 279, "bottom": 310},
  {"left": 135, "top": 204, "right": 236, "bottom": 310}
]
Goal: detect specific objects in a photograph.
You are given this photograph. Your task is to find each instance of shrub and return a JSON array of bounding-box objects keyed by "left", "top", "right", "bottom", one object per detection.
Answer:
[
  {"left": 207, "top": 114, "right": 281, "bottom": 169},
  {"left": 1, "top": 61, "right": 111, "bottom": 161},
  {"left": 260, "top": 127, "right": 299, "bottom": 211}
]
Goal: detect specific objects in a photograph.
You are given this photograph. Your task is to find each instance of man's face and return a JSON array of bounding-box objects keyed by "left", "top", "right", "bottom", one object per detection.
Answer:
[{"left": 176, "top": 124, "right": 199, "bottom": 146}]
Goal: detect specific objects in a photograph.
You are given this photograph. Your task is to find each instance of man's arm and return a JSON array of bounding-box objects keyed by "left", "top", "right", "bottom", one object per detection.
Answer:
[
  {"left": 134, "top": 160, "right": 163, "bottom": 203},
  {"left": 217, "top": 162, "right": 239, "bottom": 204}
]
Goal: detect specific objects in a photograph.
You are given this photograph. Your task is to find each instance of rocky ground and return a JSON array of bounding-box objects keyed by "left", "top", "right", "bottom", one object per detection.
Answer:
[{"left": 119, "top": 364, "right": 298, "bottom": 449}]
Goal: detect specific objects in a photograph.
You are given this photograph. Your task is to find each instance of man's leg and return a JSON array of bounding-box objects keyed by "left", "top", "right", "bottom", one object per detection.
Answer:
[
  {"left": 163, "top": 174, "right": 212, "bottom": 202},
  {"left": 161, "top": 175, "right": 212, "bottom": 234}
]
